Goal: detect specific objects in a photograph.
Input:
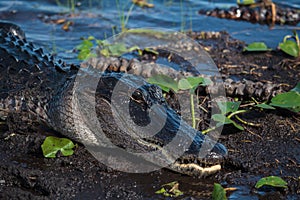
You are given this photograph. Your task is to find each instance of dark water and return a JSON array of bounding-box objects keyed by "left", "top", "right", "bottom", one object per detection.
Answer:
[
  {"left": 0, "top": 1, "right": 299, "bottom": 199},
  {"left": 0, "top": 0, "right": 299, "bottom": 63}
]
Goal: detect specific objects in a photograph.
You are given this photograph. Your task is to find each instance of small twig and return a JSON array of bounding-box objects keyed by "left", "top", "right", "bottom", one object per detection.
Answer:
[
  {"left": 198, "top": 96, "right": 208, "bottom": 113},
  {"left": 198, "top": 105, "right": 208, "bottom": 113},
  {"left": 286, "top": 119, "right": 296, "bottom": 132},
  {"left": 245, "top": 127, "right": 263, "bottom": 140},
  {"left": 239, "top": 102, "right": 256, "bottom": 108},
  {"left": 295, "top": 137, "right": 300, "bottom": 143},
  {"left": 251, "top": 97, "right": 259, "bottom": 104},
  {"left": 292, "top": 116, "right": 300, "bottom": 124}
]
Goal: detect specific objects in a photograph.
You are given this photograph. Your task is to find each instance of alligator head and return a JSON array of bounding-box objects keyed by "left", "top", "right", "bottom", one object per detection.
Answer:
[
  {"left": 0, "top": 22, "right": 227, "bottom": 177},
  {"left": 60, "top": 69, "right": 228, "bottom": 177}
]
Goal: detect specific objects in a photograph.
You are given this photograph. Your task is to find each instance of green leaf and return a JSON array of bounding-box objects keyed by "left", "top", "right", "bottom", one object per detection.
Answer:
[
  {"left": 87, "top": 36, "right": 95, "bottom": 40},
  {"left": 41, "top": 136, "right": 76, "bottom": 158},
  {"left": 217, "top": 101, "right": 241, "bottom": 115},
  {"left": 155, "top": 181, "right": 183, "bottom": 197},
  {"left": 148, "top": 74, "right": 178, "bottom": 92},
  {"left": 178, "top": 77, "right": 212, "bottom": 94},
  {"left": 255, "top": 176, "right": 288, "bottom": 189},
  {"left": 231, "top": 120, "right": 244, "bottom": 130},
  {"left": 100, "top": 48, "right": 110, "bottom": 57},
  {"left": 212, "top": 183, "right": 227, "bottom": 200},
  {"left": 212, "top": 114, "right": 233, "bottom": 125},
  {"left": 255, "top": 103, "right": 276, "bottom": 110},
  {"left": 186, "top": 77, "right": 206, "bottom": 87},
  {"left": 212, "top": 114, "right": 244, "bottom": 130},
  {"left": 77, "top": 49, "right": 90, "bottom": 60},
  {"left": 144, "top": 47, "right": 159, "bottom": 55},
  {"left": 270, "top": 91, "right": 300, "bottom": 112},
  {"left": 171, "top": 188, "right": 183, "bottom": 197},
  {"left": 78, "top": 50, "right": 96, "bottom": 60},
  {"left": 279, "top": 40, "right": 299, "bottom": 57},
  {"left": 243, "top": 42, "right": 271, "bottom": 52},
  {"left": 178, "top": 78, "right": 193, "bottom": 90},
  {"left": 107, "top": 43, "right": 128, "bottom": 56},
  {"left": 128, "top": 45, "right": 140, "bottom": 52},
  {"left": 155, "top": 187, "right": 167, "bottom": 194},
  {"left": 76, "top": 39, "right": 94, "bottom": 51},
  {"left": 76, "top": 39, "right": 96, "bottom": 60},
  {"left": 162, "top": 181, "right": 177, "bottom": 187}
]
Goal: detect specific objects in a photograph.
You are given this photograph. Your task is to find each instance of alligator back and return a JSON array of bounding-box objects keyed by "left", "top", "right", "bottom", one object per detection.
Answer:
[{"left": 0, "top": 23, "right": 76, "bottom": 123}]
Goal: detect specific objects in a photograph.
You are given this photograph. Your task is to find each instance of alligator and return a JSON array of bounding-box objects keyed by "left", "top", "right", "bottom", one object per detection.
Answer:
[
  {"left": 199, "top": 2, "right": 300, "bottom": 26},
  {"left": 0, "top": 22, "right": 228, "bottom": 177}
]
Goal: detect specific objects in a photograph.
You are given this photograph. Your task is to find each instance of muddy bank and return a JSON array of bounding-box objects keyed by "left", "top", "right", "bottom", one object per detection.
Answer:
[{"left": 0, "top": 31, "right": 300, "bottom": 200}]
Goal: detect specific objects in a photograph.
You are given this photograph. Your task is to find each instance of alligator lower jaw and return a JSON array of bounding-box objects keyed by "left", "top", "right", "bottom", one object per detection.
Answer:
[{"left": 171, "top": 162, "right": 222, "bottom": 178}]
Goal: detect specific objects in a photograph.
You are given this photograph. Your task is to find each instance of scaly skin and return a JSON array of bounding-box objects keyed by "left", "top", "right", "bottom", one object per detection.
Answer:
[{"left": 0, "top": 22, "right": 227, "bottom": 177}]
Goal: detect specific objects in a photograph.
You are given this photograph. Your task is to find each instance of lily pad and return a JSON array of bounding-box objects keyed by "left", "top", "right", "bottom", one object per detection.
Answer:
[
  {"left": 212, "top": 183, "right": 227, "bottom": 200},
  {"left": 243, "top": 42, "right": 271, "bottom": 52},
  {"left": 41, "top": 136, "right": 76, "bottom": 158},
  {"left": 255, "top": 176, "right": 288, "bottom": 189}
]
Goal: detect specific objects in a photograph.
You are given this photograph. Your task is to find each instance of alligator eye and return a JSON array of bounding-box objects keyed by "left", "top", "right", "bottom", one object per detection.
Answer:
[{"left": 131, "top": 90, "right": 145, "bottom": 103}]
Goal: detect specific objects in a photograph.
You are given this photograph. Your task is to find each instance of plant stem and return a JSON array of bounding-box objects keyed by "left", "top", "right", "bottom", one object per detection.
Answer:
[
  {"left": 202, "top": 126, "right": 216, "bottom": 134},
  {"left": 235, "top": 115, "right": 261, "bottom": 126},
  {"left": 180, "top": 0, "right": 185, "bottom": 32},
  {"left": 294, "top": 30, "right": 300, "bottom": 57},
  {"left": 71, "top": 0, "right": 75, "bottom": 13},
  {"left": 124, "top": 3, "right": 135, "bottom": 31},
  {"left": 227, "top": 110, "right": 247, "bottom": 119},
  {"left": 190, "top": 94, "right": 196, "bottom": 129}
]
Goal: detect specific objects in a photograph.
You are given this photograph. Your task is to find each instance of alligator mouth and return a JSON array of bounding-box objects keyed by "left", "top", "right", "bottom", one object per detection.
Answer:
[
  {"left": 139, "top": 136, "right": 224, "bottom": 177},
  {"left": 171, "top": 153, "right": 224, "bottom": 177}
]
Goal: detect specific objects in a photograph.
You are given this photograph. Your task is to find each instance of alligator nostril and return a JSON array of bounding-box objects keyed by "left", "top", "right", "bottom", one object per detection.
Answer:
[{"left": 212, "top": 142, "right": 228, "bottom": 157}]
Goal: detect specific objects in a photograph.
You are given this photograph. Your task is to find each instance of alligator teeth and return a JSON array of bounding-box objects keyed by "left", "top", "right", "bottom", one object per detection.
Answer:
[{"left": 173, "top": 162, "right": 221, "bottom": 177}]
